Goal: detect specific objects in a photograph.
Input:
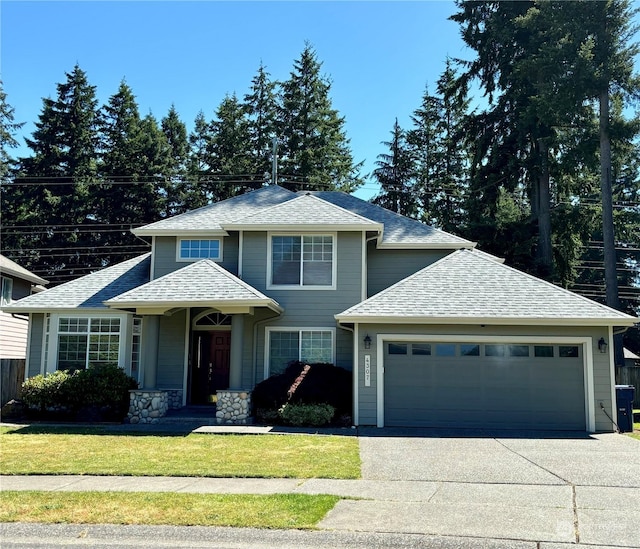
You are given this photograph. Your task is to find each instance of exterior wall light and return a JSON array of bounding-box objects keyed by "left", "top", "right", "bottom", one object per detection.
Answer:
[
  {"left": 598, "top": 337, "right": 608, "bottom": 354},
  {"left": 363, "top": 334, "right": 372, "bottom": 349}
]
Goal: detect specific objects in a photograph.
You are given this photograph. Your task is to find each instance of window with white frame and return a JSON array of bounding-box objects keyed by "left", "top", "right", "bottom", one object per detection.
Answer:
[
  {"left": 267, "top": 328, "right": 334, "bottom": 376},
  {"left": 178, "top": 239, "right": 222, "bottom": 261},
  {"left": 1, "top": 276, "right": 13, "bottom": 305},
  {"left": 56, "top": 317, "right": 121, "bottom": 371},
  {"left": 270, "top": 235, "right": 334, "bottom": 287},
  {"left": 131, "top": 317, "right": 142, "bottom": 375}
]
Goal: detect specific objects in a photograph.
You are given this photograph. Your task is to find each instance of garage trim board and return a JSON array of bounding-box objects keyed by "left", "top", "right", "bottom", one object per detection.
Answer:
[{"left": 375, "top": 334, "right": 595, "bottom": 431}]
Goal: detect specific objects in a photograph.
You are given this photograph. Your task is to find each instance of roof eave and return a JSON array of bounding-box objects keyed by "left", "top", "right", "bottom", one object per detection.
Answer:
[
  {"left": 105, "top": 299, "right": 283, "bottom": 315},
  {"left": 376, "top": 241, "right": 476, "bottom": 250},
  {"left": 0, "top": 267, "right": 49, "bottom": 285},
  {"left": 335, "top": 315, "right": 638, "bottom": 327},
  {"left": 132, "top": 228, "right": 229, "bottom": 237},
  {"left": 223, "top": 223, "right": 383, "bottom": 232}
]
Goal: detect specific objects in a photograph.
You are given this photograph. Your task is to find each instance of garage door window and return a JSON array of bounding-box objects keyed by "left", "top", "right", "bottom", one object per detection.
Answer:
[
  {"left": 485, "top": 344, "right": 505, "bottom": 357},
  {"left": 508, "top": 345, "right": 530, "bottom": 357},
  {"left": 435, "top": 344, "right": 456, "bottom": 356},
  {"left": 535, "top": 345, "right": 554, "bottom": 357},
  {"left": 412, "top": 343, "right": 431, "bottom": 356},
  {"left": 461, "top": 344, "right": 480, "bottom": 356},
  {"left": 388, "top": 343, "right": 408, "bottom": 355},
  {"left": 559, "top": 345, "right": 580, "bottom": 358}
]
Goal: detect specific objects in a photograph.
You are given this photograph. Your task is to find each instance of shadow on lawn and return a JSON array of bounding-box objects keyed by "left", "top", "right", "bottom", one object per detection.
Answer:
[{"left": 2, "top": 423, "right": 200, "bottom": 437}]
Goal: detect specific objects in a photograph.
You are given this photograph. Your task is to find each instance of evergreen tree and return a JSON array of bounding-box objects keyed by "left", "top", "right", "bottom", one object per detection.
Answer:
[
  {"left": 208, "top": 93, "right": 252, "bottom": 199},
  {"left": 161, "top": 104, "right": 189, "bottom": 215},
  {"left": 183, "top": 110, "right": 214, "bottom": 211},
  {"left": 11, "top": 65, "right": 101, "bottom": 282},
  {"left": 278, "top": 44, "right": 362, "bottom": 192},
  {"left": 0, "top": 81, "right": 24, "bottom": 181},
  {"left": 373, "top": 119, "right": 417, "bottom": 216},
  {"left": 244, "top": 62, "right": 278, "bottom": 185}
]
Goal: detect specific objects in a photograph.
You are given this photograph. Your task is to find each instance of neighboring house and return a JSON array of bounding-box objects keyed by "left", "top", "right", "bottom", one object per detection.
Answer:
[
  {"left": 0, "top": 255, "right": 48, "bottom": 359},
  {"left": 4, "top": 185, "right": 637, "bottom": 432},
  {"left": 623, "top": 347, "right": 639, "bottom": 368}
]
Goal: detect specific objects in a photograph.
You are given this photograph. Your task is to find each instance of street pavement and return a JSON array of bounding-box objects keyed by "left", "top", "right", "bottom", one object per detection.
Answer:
[{"left": 1, "top": 424, "right": 639, "bottom": 548}]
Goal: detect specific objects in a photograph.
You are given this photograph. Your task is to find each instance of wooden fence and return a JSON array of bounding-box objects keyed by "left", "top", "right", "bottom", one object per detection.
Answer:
[
  {"left": 1, "top": 359, "right": 25, "bottom": 408},
  {"left": 615, "top": 366, "right": 640, "bottom": 408}
]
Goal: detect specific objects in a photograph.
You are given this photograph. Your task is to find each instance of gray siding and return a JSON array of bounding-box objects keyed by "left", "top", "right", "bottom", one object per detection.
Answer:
[
  {"left": 27, "top": 313, "right": 45, "bottom": 378},
  {"left": 157, "top": 310, "right": 187, "bottom": 389},
  {"left": 153, "top": 233, "right": 239, "bottom": 279},
  {"left": 355, "top": 324, "right": 614, "bottom": 432},
  {"left": 241, "top": 231, "right": 362, "bottom": 381},
  {"left": 366, "top": 244, "right": 449, "bottom": 297}
]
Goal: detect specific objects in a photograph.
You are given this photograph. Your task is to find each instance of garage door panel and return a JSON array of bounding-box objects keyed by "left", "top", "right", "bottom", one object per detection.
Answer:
[{"left": 384, "top": 342, "right": 586, "bottom": 430}]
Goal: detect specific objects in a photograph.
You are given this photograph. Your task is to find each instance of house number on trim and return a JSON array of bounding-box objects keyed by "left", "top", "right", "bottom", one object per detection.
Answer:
[{"left": 364, "top": 355, "right": 371, "bottom": 387}]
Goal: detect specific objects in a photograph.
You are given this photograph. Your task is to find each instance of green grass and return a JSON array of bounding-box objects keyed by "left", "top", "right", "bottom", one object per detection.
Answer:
[
  {"left": 0, "top": 491, "right": 340, "bottom": 529},
  {"left": 0, "top": 426, "right": 360, "bottom": 479}
]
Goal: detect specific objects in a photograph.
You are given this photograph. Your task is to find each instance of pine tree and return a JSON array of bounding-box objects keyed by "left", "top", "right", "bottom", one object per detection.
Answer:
[
  {"left": 0, "top": 81, "right": 24, "bottom": 181},
  {"left": 278, "top": 44, "right": 362, "bottom": 192},
  {"left": 161, "top": 104, "right": 189, "bottom": 215},
  {"left": 183, "top": 110, "right": 214, "bottom": 211}
]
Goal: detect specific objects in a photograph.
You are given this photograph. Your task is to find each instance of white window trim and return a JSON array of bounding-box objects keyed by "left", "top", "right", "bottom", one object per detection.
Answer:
[
  {"left": 373, "top": 334, "right": 595, "bottom": 432},
  {"left": 176, "top": 237, "right": 223, "bottom": 262},
  {"left": 267, "top": 232, "right": 337, "bottom": 290},
  {"left": 264, "top": 326, "right": 336, "bottom": 378},
  {"left": 1, "top": 275, "right": 13, "bottom": 306},
  {"left": 44, "top": 312, "right": 128, "bottom": 374}
]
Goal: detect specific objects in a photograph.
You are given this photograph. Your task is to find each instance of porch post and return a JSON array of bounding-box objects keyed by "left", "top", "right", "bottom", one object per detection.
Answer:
[
  {"left": 142, "top": 315, "right": 159, "bottom": 388},
  {"left": 229, "top": 314, "right": 244, "bottom": 389}
]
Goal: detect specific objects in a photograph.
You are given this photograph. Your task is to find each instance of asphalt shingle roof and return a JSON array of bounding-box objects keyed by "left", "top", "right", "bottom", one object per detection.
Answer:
[
  {"left": 0, "top": 254, "right": 48, "bottom": 285},
  {"left": 225, "top": 193, "right": 381, "bottom": 228},
  {"left": 105, "top": 259, "right": 281, "bottom": 311},
  {"left": 133, "top": 185, "right": 295, "bottom": 234},
  {"left": 2, "top": 254, "right": 151, "bottom": 312},
  {"left": 336, "top": 249, "right": 636, "bottom": 325},
  {"left": 308, "top": 191, "right": 474, "bottom": 247}
]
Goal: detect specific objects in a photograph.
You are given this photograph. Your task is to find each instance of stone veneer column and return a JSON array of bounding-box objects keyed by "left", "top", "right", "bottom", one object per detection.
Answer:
[
  {"left": 216, "top": 390, "right": 251, "bottom": 424},
  {"left": 127, "top": 390, "right": 168, "bottom": 424}
]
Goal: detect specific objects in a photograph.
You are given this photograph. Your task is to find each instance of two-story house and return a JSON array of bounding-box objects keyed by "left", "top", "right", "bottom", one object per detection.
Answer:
[{"left": 4, "top": 185, "right": 636, "bottom": 431}]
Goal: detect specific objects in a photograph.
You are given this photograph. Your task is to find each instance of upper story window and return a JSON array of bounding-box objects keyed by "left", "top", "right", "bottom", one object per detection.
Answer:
[
  {"left": 178, "top": 239, "right": 222, "bottom": 261},
  {"left": 1, "top": 276, "right": 13, "bottom": 305},
  {"left": 269, "top": 234, "right": 335, "bottom": 289}
]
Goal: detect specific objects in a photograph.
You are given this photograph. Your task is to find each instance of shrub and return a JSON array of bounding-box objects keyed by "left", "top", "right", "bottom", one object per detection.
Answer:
[
  {"left": 278, "top": 403, "right": 335, "bottom": 426},
  {"left": 20, "top": 364, "right": 138, "bottom": 421},
  {"left": 252, "top": 361, "right": 352, "bottom": 426}
]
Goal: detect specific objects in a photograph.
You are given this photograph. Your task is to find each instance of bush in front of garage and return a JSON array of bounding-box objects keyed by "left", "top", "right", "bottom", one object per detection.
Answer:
[{"left": 252, "top": 361, "right": 352, "bottom": 426}]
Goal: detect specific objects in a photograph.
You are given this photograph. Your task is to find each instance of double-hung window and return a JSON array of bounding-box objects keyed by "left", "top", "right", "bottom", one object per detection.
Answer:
[
  {"left": 270, "top": 234, "right": 334, "bottom": 288},
  {"left": 56, "top": 317, "right": 121, "bottom": 371},
  {"left": 266, "top": 328, "right": 335, "bottom": 376}
]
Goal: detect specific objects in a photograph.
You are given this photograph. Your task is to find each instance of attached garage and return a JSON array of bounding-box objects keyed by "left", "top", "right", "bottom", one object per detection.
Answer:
[
  {"left": 383, "top": 340, "right": 586, "bottom": 430},
  {"left": 335, "top": 249, "right": 637, "bottom": 433}
]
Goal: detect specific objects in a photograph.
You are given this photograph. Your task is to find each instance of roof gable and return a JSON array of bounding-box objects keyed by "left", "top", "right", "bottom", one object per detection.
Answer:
[
  {"left": 224, "top": 193, "right": 381, "bottom": 230},
  {"left": 2, "top": 254, "right": 151, "bottom": 312},
  {"left": 105, "top": 259, "right": 282, "bottom": 313},
  {"left": 336, "top": 249, "right": 637, "bottom": 326},
  {"left": 133, "top": 185, "right": 295, "bottom": 235}
]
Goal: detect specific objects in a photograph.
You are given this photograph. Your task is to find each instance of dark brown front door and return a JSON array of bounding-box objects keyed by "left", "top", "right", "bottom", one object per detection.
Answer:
[{"left": 191, "top": 331, "right": 231, "bottom": 405}]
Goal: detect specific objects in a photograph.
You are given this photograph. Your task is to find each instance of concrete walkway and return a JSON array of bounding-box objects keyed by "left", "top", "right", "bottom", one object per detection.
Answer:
[{"left": 1, "top": 423, "right": 639, "bottom": 548}]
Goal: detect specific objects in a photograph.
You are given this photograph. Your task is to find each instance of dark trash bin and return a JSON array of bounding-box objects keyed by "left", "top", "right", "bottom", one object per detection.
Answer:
[{"left": 615, "top": 385, "right": 635, "bottom": 433}]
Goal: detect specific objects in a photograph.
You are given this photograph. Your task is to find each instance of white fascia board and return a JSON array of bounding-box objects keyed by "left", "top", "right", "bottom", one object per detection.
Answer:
[
  {"left": 335, "top": 315, "right": 638, "bottom": 327},
  {"left": 132, "top": 228, "right": 229, "bottom": 237}
]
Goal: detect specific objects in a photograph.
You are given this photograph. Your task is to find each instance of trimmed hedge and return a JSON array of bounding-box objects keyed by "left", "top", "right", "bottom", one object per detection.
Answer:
[{"left": 21, "top": 364, "right": 138, "bottom": 422}]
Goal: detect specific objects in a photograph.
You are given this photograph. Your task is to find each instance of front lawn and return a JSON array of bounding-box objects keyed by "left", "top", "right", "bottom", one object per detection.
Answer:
[
  {"left": 0, "top": 491, "right": 340, "bottom": 529},
  {"left": 0, "top": 426, "right": 360, "bottom": 479}
]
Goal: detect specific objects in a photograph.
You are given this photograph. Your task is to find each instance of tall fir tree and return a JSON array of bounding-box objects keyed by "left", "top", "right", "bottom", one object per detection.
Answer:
[
  {"left": 372, "top": 119, "right": 417, "bottom": 216},
  {"left": 12, "top": 65, "right": 101, "bottom": 282},
  {"left": 244, "top": 62, "right": 278, "bottom": 185},
  {"left": 278, "top": 44, "right": 362, "bottom": 192},
  {"left": 0, "top": 81, "right": 24, "bottom": 181},
  {"left": 161, "top": 104, "right": 189, "bottom": 216}
]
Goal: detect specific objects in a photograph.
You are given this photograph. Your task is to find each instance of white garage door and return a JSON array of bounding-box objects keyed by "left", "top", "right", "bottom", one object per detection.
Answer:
[{"left": 384, "top": 341, "right": 586, "bottom": 430}]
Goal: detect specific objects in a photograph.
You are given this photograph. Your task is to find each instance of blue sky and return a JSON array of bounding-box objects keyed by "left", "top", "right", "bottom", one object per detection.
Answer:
[{"left": 1, "top": 1, "right": 473, "bottom": 199}]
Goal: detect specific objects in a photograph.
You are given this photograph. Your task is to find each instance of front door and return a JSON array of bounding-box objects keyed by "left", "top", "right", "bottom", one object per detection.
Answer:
[{"left": 191, "top": 331, "right": 231, "bottom": 405}]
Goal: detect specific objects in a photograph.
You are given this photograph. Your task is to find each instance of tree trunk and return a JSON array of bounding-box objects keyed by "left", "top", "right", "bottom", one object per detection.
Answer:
[
  {"left": 537, "top": 138, "right": 553, "bottom": 277},
  {"left": 599, "top": 88, "right": 620, "bottom": 311}
]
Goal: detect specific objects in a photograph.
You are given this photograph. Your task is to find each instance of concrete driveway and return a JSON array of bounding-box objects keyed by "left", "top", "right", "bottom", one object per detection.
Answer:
[{"left": 318, "top": 429, "right": 640, "bottom": 547}]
